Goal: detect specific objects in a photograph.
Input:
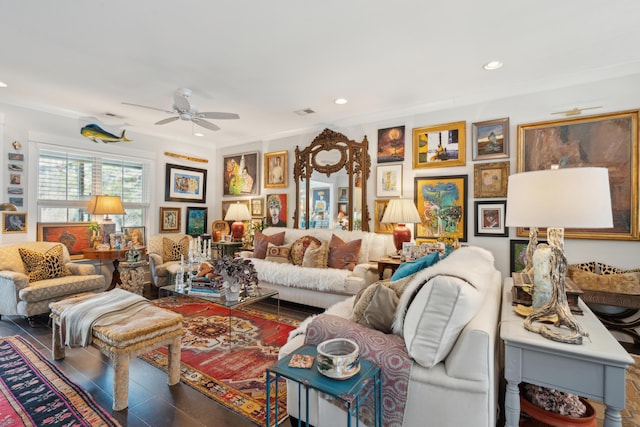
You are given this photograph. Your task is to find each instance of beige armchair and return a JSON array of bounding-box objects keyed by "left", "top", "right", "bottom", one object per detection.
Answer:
[
  {"left": 147, "top": 234, "right": 193, "bottom": 289},
  {"left": 0, "top": 242, "right": 106, "bottom": 326}
]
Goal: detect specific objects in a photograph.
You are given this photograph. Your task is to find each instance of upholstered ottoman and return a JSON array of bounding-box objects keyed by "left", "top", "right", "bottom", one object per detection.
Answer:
[{"left": 49, "top": 293, "right": 183, "bottom": 410}]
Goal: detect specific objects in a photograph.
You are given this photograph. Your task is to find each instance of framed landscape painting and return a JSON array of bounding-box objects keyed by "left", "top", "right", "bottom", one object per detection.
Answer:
[
  {"left": 472, "top": 117, "right": 509, "bottom": 160},
  {"left": 377, "top": 126, "right": 405, "bottom": 163},
  {"left": 414, "top": 175, "right": 467, "bottom": 241},
  {"left": 413, "top": 121, "right": 466, "bottom": 169}
]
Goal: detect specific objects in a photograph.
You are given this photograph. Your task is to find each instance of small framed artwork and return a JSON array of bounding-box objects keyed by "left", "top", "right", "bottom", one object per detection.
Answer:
[
  {"left": 165, "top": 163, "right": 207, "bottom": 203},
  {"left": 376, "top": 164, "right": 402, "bottom": 198},
  {"left": 413, "top": 121, "right": 466, "bottom": 169},
  {"left": 473, "top": 161, "right": 510, "bottom": 198},
  {"left": 186, "top": 207, "right": 208, "bottom": 236},
  {"left": 9, "top": 197, "right": 23, "bottom": 207},
  {"left": 264, "top": 150, "right": 287, "bottom": 188},
  {"left": 37, "top": 222, "right": 91, "bottom": 258},
  {"left": 266, "top": 193, "right": 287, "bottom": 227},
  {"left": 338, "top": 187, "right": 348, "bottom": 202},
  {"left": 251, "top": 198, "right": 264, "bottom": 217},
  {"left": 110, "top": 233, "right": 125, "bottom": 249},
  {"left": 472, "top": 117, "right": 509, "bottom": 160},
  {"left": 222, "top": 199, "right": 251, "bottom": 222},
  {"left": 377, "top": 126, "right": 405, "bottom": 163},
  {"left": 9, "top": 174, "right": 21, "bottom": 185},
  {"left": 374, "top": 199, "right": 394, "bottom": 234},
  {"left": 8, "top": 164, "right": 23, "bottom": 172},
  {"left": 510, "top": 238, "right": 546, "bottom": 273},
  {"left": 2, "top": 212, "right": 27, "bottom": 234},
  {"left": 159, "top": 207, "right": 181, "bottom": 233},
  {"left": 8, "top": 153, "right": 24, "bottom": 161},
  {"left": 337, "top": 202, "right": 348, "bottom": 217},
  {"left": 415, "top": 175, "right": 468, "bottom": 241},
  {"left": 223, "top": 151, "right": 260, "bottom": 196},
  {"left": 122, "top": 226, "right": 146, "bottom": 248},
  {"left": 474, "top": 200, "right": 508, "bottom": 237},
  {"left": 8, "top": 187, "right": 23, "bottom": 195},
  {"left": 312, "top": 188, "right": 330, "bottom": 216}
]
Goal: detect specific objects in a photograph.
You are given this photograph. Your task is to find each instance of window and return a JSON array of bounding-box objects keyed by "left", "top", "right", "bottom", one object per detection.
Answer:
[{"left": 37, "top": 147, "right": 149, "bottom": 229}]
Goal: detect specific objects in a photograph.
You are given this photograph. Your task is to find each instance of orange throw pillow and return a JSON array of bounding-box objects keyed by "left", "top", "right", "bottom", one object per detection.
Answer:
[
  {"left": 253, "top": 230, "right": 285, "bottom": 259},
  {"left": 327, "top": 234, "right": 361, "bottom": 271}
]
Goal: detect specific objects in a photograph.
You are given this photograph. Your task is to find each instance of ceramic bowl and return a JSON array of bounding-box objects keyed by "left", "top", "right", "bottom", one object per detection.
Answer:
[{"left": 316, "top": 338, "right": 360, "bottom": 380}]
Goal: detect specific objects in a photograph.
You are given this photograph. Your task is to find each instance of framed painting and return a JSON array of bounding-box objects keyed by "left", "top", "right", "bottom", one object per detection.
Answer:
[
  {"left": 377, "top": 125, "right": 405, "bottom": 163},
  {"left": 473, "top": 161, "right": 509, "bottom": 198},
  {"left": 186, "top": 206, "right": 208, "bottom": 236},
  {"left": 337, "top": 202, "right": 348, "bottom": 217},
  {"left": 3, "top": 212, "right": 27, "bottom": 234},
  {"left": 264, "top": 150, "right": 287, "bottom": 188},
  {"left": 312, "top": 188, "right": 330, "bottom": 217},
  {"left": 266, "top": 193, "right": 287, "bottom": 227},
  {"left": 37, "top": 222, "right": 91, "bottom": 259},
  {"left": 474, "top": 200, "right": 508, "bottom": 237},
  {"left": 414, "top": 175, "right": 468, "bottom": 241},
  {"left": 122, "top": 226, "right": 146, "bottom": 248},
  {"left": 222, "top": 200, "right": 250, "bottom": 222},
  {"left": 517, "top": 110, "right": 639, "bottom": 240},
  {"left": 376, "top": 164, "right": 402, "bottom": 198},
  {"left": 223, "top": 151, "right": 260, "bottom": 196},
  {"left": 159, "top": 207, "right": 181, "bottom": 233},
  {"left": 251, "top": 198, "right": 264, "bottom": 217},
  {"left": 338, "top": 187, "right": 348, "bottom": 202},
  {"left": 374, "top": 199, "right": 394, "bottom": 234},
  {"left": 472, "top": 117, "right": 509, "bottom": 160},
  {"left": 165, "top": 163, "right": 207, "bottom": 203},
  {"left": 413, "top": 121, "right": 466, "bottom": 169},
  {"left": 510, "top": 238, "right": 547, "bottom": 273},
  {"left": 109, "top": 233, "right": 124, "bottom": 249}
]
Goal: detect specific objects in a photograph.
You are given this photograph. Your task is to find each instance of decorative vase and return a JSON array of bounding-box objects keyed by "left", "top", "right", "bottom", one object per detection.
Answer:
[
  {"left": 520, "top": 394, "right": 596, "bottom": 427},
  {"left": 224, "top": 279, "right": 241, "bottom": 302}
]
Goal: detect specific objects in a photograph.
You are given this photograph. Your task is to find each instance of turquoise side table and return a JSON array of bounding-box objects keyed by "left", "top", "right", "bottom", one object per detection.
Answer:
[{"left": 266, "top": 345, "right": 382, "bottom": 427}]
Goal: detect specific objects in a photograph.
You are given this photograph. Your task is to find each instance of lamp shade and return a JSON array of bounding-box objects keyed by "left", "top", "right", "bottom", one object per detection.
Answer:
[
  {"left": 381, "top": 199, "right": 422, "bottom": 251},
  {"left": 225, "top": 202, "right": 251, "bottom": 242},
  {"left": 87, "top": 195, "right": 125, "bottom": 216},
  {"left": 0, "top": 203, "right": 17, "bottom": 211},
  {"left": 505, "top": 167, "right": 613, "bottom": 229}
]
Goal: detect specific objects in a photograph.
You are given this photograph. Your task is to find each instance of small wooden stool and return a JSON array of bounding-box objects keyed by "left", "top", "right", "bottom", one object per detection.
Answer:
[{"left": 50, "top": 294, "right": 183, "bottom": 410}]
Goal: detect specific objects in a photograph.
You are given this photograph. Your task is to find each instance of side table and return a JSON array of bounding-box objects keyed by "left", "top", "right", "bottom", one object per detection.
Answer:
[
  {"left": 82, "top": 247, "right": 147, "bottom": 291},
  {"left": 266, "top": 345, "right": 382, "bottom": 427},
  {"left": 212, "top": 241, "right": 243, "bottom": 258},
  {"left": 372, "top": 257, "right": 403, "bottom": 280},
  {"left": 119, "top": 260, "right": 149, "bottom": 295}
]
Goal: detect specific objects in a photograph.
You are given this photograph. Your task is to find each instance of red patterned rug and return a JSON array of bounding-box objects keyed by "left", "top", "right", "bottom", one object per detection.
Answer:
[
  {"left": 142, "top": 296, "right": 298, "bottom": 426},
  {"left": 0, "top": 335, "right": 120, "bottom": 427}
]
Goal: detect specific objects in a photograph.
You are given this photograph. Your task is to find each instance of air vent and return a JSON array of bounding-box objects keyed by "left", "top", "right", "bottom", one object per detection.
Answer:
[
  {"left": 294, "top": 108, "right": 315, "bottom": 116},
  {"left": 105, "top": 112, "right": 122, "bottom": 118}
]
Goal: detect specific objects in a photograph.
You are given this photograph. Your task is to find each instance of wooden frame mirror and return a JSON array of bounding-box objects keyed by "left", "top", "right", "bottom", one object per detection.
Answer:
[{"left": 293, "top": 128, "right": 371, "bottom": 231}]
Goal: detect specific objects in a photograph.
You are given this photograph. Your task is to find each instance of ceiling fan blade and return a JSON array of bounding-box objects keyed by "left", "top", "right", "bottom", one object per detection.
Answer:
[
  {"left": 155, "top": 116, "right": 180, "bottom": 125},
  {"left": 122, "top": 102, "right": 175, "bottom": 114},
  {"left": 192, "top": 118, "right": 221, "bottom": 131},
  {"left": 199, "top": 112, "right": 240, "bottom": 120}
]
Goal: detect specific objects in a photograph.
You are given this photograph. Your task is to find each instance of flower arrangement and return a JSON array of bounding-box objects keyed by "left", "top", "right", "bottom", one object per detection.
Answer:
[{"left": 212, "top": 255, "right": 259, "bottom": 292}]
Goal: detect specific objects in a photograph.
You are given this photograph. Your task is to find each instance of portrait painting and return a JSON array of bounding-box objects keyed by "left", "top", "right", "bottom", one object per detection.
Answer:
[
  {"left": 264, "top": 150, "right": 287, "bottom": 188},
  {"left": 122, "top": 226, "right": 146, "bottom": 248},
  {"left": 165, "top": 163, "right": 207, "bottom": 203},
  {"left": 159, "top": 207, "right": 181, "bottom": 233},
  {"left": 223, "top": 151, "right": 260, "bottom": 196},
  {"left": 473, "top": 161, "right": 509, "bottom": 198},
  {"left": 266, "top": 193, "right": 287, "bottom": 227},
  {"left": 377, "top": 125, "right": 405, "bottom": 163},
  {"left": 414, "top": 175, "right": 468, "bottom": 241}
]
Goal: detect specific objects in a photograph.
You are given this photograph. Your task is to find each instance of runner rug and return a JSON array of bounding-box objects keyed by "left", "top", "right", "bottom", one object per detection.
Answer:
[
  {"left": 142, "top": 296, "right": 299, "bottom": 426},
  {"left": 0, "top": 335, "right": 120, "bottom": 427}
]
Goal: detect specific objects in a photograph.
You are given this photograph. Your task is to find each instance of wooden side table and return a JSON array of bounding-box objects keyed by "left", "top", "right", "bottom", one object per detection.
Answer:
[
  {"left": 82, "top": 248, "right": 147, "bottom": 291},
  {"left": 373, "top": 257, "right": 403, "bottom": 280}
]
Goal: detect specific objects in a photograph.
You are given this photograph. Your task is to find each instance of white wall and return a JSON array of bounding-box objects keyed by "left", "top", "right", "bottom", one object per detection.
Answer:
[{"left": 2, "top": 73, "right": 640, "bottom": 277}]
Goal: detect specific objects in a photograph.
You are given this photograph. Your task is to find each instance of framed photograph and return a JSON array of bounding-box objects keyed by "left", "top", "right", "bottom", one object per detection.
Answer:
[
  {"left": 9, "top": 174, "right": 21, "bottom": 185},
  {"left": 186, "top": 206, "right": 208, "bottom": 236},
  {"left": 37, "top": 222, "right": 92, "bottom": 259},
  {"left": 264, "top": 150, "right": 287, "bottom": 188},
  {"left": 337, "top": 202, "right": 348, "bottom": 217},
  {"left": 251, "top": 198, "right": 264, "bottom": 217},
  {"left": 109, "top": 233, "right": 124, "bottom": 249},
  {"left": 266, "top": 193, "right": 287, "bottom": 227},
  {"left": 8, "top": 164, "right": 23, "bottom": 172},
  {"left": 8, "top": 187, "right": 23, "bottom": 195},
  {"left": 510, "top": 238, "right": 547, "bottom": 273},
  {"left": 474, "top": 200, "right": 508, "bottom": 237},
  {"left": 8, "top": 153, "right": 24, "bottom": 161},
  {"left": 413, "top": 121, "right": 466, "bottom": 169},
  {"left": 9, "top": 197, "right": 23, "bottom": 207},
  {"left": 222, "top": 200, "right": 250, "bottom": 222},
  {"left": 472, "top": 117, "right": 509, "bottom": 160},
  {"left": 3, "top": 212, "right": 27, "bottom": 234},
  {"left": 473, "top": 161, "right": 510, "bottom": 198},
  {"left": 374, "top": 199, "right": 395, "bottom": 234},
  {"left": 122, "top": 226, "right": 146, "bottom": 248},
  {"left": 517, "top": 110, "right": 638, "bottom": 240},
  {"left": 414, "top": 175, "right": 468, "bottom": 241},
  {"left": 165, "top": 163, "right": 207, "bottom": 203},
  {"left": 377, "top": 126, "right": 405, "bottom": 163},
  {"left": 338, "top": 187, "right": 348, "bottom": 202},
  {"left": 376, "top": 164, "right": 402, "bottom": 198},
  {"left": 223, "top": 151, "right": 260, "bottom": 196},
  {"left": 159, "top": 207, "right": 181, "bottom": 233}
]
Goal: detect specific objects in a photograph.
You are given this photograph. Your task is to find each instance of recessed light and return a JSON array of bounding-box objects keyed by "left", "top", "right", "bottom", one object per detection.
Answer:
[
  {"left": 334, "top": 98, "right": 348, "bottom": 105},
  {"left": 0, "top": 81, "right": 7, "bottom": 88},
  {"left": 483, "top": 61, "right": 503, "bottom": 71},
  {"left": 194, "top": 132, "right": 204, "bottom": 137}
]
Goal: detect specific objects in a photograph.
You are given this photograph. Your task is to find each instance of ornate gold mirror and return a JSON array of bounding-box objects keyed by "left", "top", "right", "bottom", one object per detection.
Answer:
[{"left": 293, "top": 128, "right": 371, "bottom": 231}]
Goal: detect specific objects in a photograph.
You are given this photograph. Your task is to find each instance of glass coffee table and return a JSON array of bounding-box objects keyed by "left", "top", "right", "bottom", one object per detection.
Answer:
[{"left": 161, "top": 285, "right": 280, "bottom": 347}]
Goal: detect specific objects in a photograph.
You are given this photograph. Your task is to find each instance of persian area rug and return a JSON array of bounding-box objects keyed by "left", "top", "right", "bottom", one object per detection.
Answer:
[
  {"left": 142, "top": 296, "right": 299, "bottom": 426},
  {"left": 0, "top": 336, "right": 120, "bottom": 427}
]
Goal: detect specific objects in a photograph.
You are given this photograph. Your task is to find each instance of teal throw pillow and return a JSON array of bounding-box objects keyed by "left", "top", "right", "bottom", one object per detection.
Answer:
[{"left": 391, "top": 251, "right": 440, "bottom": 281}]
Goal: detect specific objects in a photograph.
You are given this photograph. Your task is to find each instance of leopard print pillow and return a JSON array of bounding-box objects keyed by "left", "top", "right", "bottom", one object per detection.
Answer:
[
  {"left": 163, "top": 237, "right": 189, "bottom": 263},
  {"left": 18, "top": 244, "right": 72, "bottom": 282},
  {"left": 569, "top": 262, "right": 596, "bottom": 273}
]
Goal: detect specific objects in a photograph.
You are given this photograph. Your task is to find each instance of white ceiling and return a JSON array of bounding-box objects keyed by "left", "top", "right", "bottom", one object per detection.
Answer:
[{"left": 1, "top": 1, "right": 640, "bottom": 148}]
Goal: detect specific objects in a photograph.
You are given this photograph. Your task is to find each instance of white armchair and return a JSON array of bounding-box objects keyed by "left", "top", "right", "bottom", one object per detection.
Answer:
[{"left": 147, "top": 234, "right": 193, "bottom": 289}]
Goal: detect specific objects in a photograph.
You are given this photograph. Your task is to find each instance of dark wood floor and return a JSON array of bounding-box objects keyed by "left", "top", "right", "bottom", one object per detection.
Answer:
[{"left": 0, "top": 287, "right": 322, "bottom": 427}]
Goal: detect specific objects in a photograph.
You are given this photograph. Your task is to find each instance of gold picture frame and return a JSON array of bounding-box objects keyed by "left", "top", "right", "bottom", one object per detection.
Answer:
[
  {"left": 251, "top": 198, "right": 264, "bottom": 217},
  {"left": 264, "top": 150, "right": 288, "bottom": 188},
  {"left": 159, "top": 207, "right": 181, "bottom": 233},
  {"left": 2, "top": 212, "right": 27, "bottom": 234},
  {"left": 413, "top": 121, "right": 466, "bottom": 169},
  {"left": 517, "top": 110, "right": 639, "bottom": 240},
  {"left": 473, "top": 161, "right": 509, "bottom": 198},
  {"left": 374, "top": 199, "right": 394, "bottom": 234}
]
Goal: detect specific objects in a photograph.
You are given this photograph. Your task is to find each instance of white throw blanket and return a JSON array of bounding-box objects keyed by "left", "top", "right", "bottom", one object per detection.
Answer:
[
  {"left": 250, "top": 258, "right": 351, "bottom": 292},
  {"left": 60, "top": 288, "right": 151, "bottom": 347}
]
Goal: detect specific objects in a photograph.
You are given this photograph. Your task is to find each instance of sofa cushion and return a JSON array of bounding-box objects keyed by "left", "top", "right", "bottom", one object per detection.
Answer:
[
  {"left": 253, "top": 230, "right": 285, "bottom": 259},
  {"left": 328, "top": 234, "right": 361, "bottom": 271},
  {"left": 350, "top": 275, "right": 414, "bottom": 333},
  {"left": 391, "top": 252, "right": 440, "bottom": 281},
  {"left": 570, "top": 261, "right": 596, "bottom": 273},
  {"left": 265, "top": 243, "right": 292, "bottom": 264},
  {"left": 162, "top": 236, "right": 189, "bottom": 263},
  {"left": 596, "top": 262, "right": 640, "bottom": 275},
  {"left": 18, "top": 245, "right": 72, "bottom": 282},
  {"left": 290, "top": 236, "right": 322, "bottom": 266},
  {"left": 302, "top": 241, "right": 329, "bottom": 268}
]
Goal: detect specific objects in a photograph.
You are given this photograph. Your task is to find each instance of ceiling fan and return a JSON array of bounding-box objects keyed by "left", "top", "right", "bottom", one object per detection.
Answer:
[{"left": 123, "top": 88, "right": 239, "bottom": 131}]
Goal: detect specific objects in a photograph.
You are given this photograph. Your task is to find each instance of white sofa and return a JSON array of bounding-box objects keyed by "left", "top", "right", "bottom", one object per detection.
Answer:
[
  {"left": 241, "top": 227, "right": 397, "bottom": 309},
  {"left": 279, "top": 246, "right": 502, "bottom": 427}
]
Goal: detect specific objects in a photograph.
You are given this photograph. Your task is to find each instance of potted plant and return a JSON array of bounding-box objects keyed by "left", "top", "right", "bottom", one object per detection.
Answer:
[
  {"left": 212, "top": 256, "right": 258, "bottom": 301},
  {"left": 88, "top": 222, "right": 101, "bottom": 248}
]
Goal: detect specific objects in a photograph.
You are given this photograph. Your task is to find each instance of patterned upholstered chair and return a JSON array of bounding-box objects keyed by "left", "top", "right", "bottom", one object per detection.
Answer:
[
  {"left": 147, "top": 234, "right": 193, "bottom": 289},
  {"left": 0, "top": 241, "right": 106, "bottom": 326}
]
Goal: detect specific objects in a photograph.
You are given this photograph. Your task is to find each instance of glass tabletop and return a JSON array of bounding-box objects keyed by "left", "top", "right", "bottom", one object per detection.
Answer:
[{"left": 161, "top": 284, "right": 278, "bottom": 309}]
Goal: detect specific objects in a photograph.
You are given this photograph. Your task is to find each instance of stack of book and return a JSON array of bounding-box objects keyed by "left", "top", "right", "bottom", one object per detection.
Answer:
[{"left": 189, "top": 277, "right": 222, "bottom": 297}]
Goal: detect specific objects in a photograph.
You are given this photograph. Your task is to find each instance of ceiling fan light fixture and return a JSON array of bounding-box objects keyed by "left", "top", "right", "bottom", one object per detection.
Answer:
[
  {"left": 0, "top": 81, "right": 7, "bottom": 88},
  {"left": 334, "top": 98, "right": 348, "bottom": 105},
  {"left": 483, "top": 60, "right": 503, "bottom": 71}
]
